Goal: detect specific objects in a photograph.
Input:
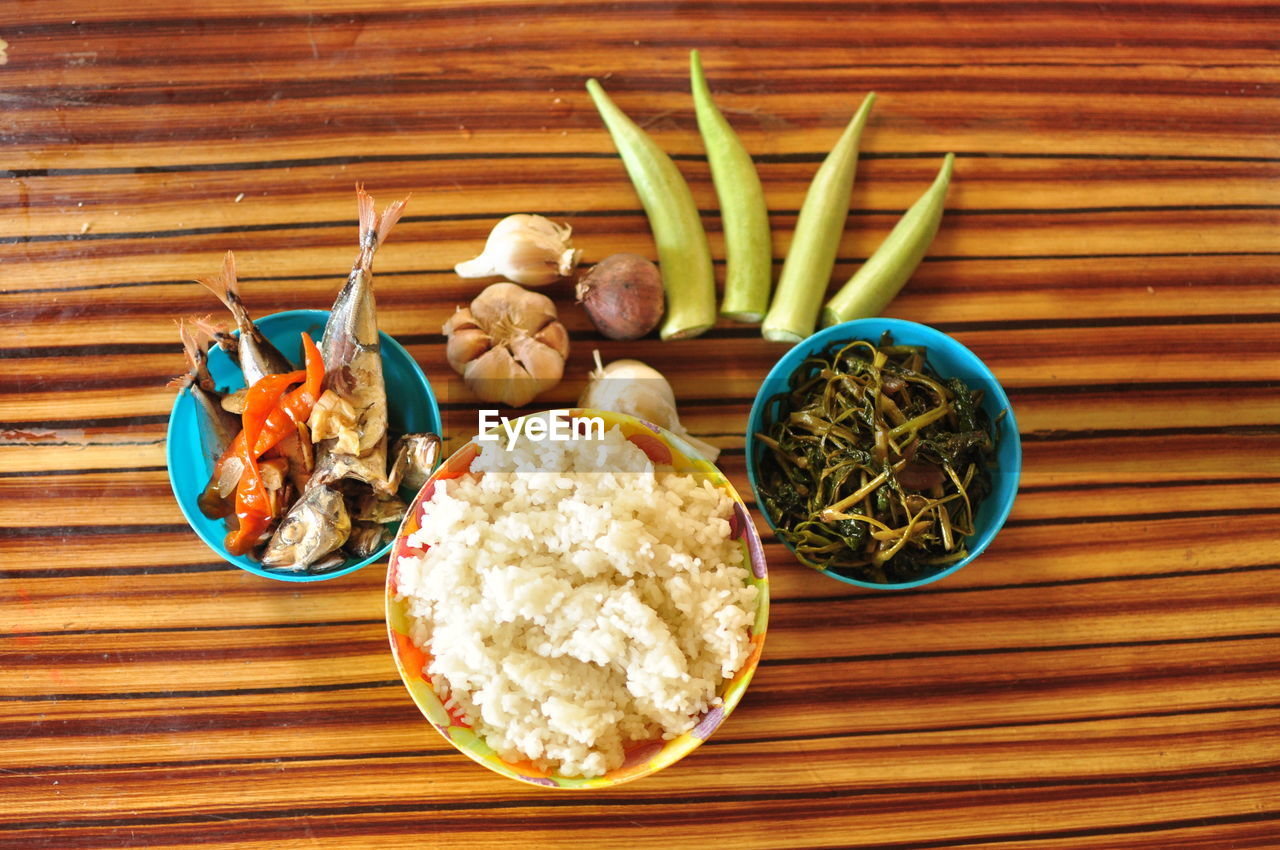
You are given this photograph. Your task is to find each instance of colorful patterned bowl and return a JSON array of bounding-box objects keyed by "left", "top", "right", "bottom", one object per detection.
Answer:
[
  {"left": 166, "top": 309, "right": 442, "bottom": 582},
  {"left": 385, "top": 408, "right": 770, "bottom": 788}
]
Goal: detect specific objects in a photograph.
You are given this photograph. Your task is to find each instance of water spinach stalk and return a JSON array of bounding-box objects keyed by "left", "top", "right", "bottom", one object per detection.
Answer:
[
  {"left": 689, "top": 50, "right": 773, "bottom": 323},
  {"left": 823, "top": 153, "right": 955, "bottom": 327},
  {"left": 586, "top": 78, "right": 717, "bottom": 340},
  {"left": 761, "top": 92, "right": 876, "bottom": 344}
]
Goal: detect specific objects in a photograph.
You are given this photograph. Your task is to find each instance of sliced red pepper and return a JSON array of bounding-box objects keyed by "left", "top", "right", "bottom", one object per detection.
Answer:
[
  {"left": 241, "top": 370, "right": 305, "bottom": 449},
  {"left": 224, "top": 369, "right": 305, "bottom": 556},
  {"left": 252, "top": 334, "right": 325, "bottom": 457}
]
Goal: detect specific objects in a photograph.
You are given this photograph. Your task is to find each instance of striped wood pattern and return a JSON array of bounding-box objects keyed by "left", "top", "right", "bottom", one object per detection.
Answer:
[{"left": 2, "top": 1, "right": 1279, "bottom": 847}]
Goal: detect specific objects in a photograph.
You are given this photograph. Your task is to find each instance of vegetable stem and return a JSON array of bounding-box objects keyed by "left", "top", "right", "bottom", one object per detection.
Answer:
[
  {"left": 822, "top": 153, "right": 955, "bottom": 327},
  {"left": 586, "top": 78, "right": 717, "bottom": 340},
  {"left": 761, "top": 92, "right": 876, "bottom": 344},
  {"left": 689, "top": 50, "right": 773, "bottom": 324}
]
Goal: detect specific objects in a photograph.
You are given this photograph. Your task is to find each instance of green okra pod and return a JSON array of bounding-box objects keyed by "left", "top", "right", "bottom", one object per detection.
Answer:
[
  {"left": 822, "top": 153, "right": 955, "bottom": 327},
  {"left": 689, "top": 50, "right": 773, "bottom": 323},
  {"left": 761, "top": 92, "right": 876, "bottom": 344},
  {"left": 586, "top": 78, "right": 717, "bottom": 340}
]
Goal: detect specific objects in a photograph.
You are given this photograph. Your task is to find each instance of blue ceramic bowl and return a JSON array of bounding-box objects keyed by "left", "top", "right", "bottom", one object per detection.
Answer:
[
  {"left": 166, "top": 309, "right": 442, "bottom": 582},
  {"left": 745, "top": 318, "right": 1021, "bottom": 590}
]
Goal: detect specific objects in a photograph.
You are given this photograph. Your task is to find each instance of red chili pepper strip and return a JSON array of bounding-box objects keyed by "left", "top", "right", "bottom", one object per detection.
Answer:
[
  {"left": 224, "top": 370, "right": 304, "bottom": 555},
  {"left": 299, "top": 332, "right": 323, "bottom": 401},
  {"left": 241, "top": 371, "right": 305, "bottom": 448},
  {"left": 253, "top": 334, "right": 325, "bottom": 457}
]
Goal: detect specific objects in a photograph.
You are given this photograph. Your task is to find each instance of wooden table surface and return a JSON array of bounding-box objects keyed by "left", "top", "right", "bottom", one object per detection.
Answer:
[{"left": 3, "top": 1, "right": 1279, "bottom": 847}]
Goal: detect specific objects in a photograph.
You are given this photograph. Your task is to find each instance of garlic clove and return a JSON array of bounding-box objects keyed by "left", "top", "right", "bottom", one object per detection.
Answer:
[
  {"left": 463, "top": 345, "right": 541, "bottom": 407},
  {"left": 533, "top": 319, "right": 571, "bottom": 359},
  {"left": 454, "top": 214, "right": 581, "bottom": 287},
  {"left": 308, "top": 390, "right": 362, "bottom": 455},
  {"left": 445, "top": 326, "right": 493, "bottom": 374},
  {"left": 453, "top": 255, "right": 500, "bottom": 280},
  {"left": 590, "top": 358, "right": 677, "bottom": 409},
  {"left": 509, "top": 335, "right": 566, "bottom": 396},
  {"left": 442, "top": 306, "right": 480, "bottom": 335}
]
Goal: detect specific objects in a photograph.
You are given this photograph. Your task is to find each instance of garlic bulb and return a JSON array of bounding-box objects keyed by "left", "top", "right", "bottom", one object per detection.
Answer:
[
  {"left": 443, "top": 282, "right": 570, "bottom": 407},
  {"left": 454, "top": 214, "right": 582, "bottom": 287},
  {"left": 578, "top": 351, "right": 719, "bottom": 462}
]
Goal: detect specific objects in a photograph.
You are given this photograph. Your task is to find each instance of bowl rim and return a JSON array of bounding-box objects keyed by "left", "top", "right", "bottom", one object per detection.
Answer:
[
  {"left": 384, "top": 407, "right": 770, "bottom": 788},
  {"left": 745, "top": 317, "right": 1021, "bottom": 590},
  {"left": 165, "top": 308, "right": 441, "bottom": 583}
]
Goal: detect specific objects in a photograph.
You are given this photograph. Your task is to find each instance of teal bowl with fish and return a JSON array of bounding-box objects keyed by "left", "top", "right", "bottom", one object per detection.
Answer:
[
  {"left": 166, "top": 309, "right": 442, "bottom": 582},
  {"left": 745, "top": 318, "right": 1020, "bottom": 590}
]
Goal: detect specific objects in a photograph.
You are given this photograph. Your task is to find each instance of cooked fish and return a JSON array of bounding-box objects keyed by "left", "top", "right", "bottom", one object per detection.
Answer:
[
  {"left": 343, "top": 521, "right": 391, "bottom": 559},
  {"left": 347, "top": 483, "right": 408, "bottom": 524},
  {"left": 196, "top": 250, "right": 293, "bottom": 387},
  {"left": 309, "top": 187, "right": 408, "bottom": 495},
  {"left": 260, "top": 485, "right": 351, "bottom": 569},
  {"left": 170, "top": 318, "right": 241, "bottom": 520},
  {"left": 389, "top": 432, "right": 441, "bottom": 494}
]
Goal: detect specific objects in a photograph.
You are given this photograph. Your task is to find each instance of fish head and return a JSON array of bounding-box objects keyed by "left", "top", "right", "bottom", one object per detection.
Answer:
[{"left": 260, "top": 485, "right": 351, "bottom": 569}]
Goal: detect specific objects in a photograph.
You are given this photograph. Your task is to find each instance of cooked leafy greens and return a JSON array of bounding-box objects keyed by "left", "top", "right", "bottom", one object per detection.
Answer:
[{"left": 755, "top": 332, "right": 998, "bottom": 584}]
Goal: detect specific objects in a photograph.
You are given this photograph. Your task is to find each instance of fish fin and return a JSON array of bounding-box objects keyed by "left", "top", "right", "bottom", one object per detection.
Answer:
[
  {"left": 355, "top": 184, "right": 376, "bottom": 250},
  {"left": 195, "top": 251, "right": 254, "bottom": 332},
  {"left": 189, "top": 314, "right": 238, "bottom": 356},
  {"left": 168, "top": 318, "right": 200, "bottom": 389},
  {"left": 195, "top": 251, "right": 235, "bottom": 307},
  {"left": 185, "top": 314, "right": 223, "bottom": 349},
  {"left": 375, "top": 196, "right": 409, "bottom": 248},
  {"left": 221, "top": 250, "right": 240, "bottom": 299},
  {"left": 354, "top": 185, "right": 409, "bottom": 261},
  {"left": 176, "top": 314, "right": 226, "bottom": 391}
]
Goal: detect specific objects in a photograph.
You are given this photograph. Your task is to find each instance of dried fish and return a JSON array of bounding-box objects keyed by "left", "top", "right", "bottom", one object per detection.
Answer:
[
  {"left": 196, "top": 250, "right": 293, "bottom": 387},
  {"left": 175, "top": 188, "right": 439, "bottom": 572},
  {"left": 260, "top": 485, "right": 351, "bottom": 570},
  {"left": 389, "top": 433, "right": 441, "bottom": 494},
  {"left": 347, "top": 484, "right": 409, "bottom": 524},
  {"left": 264, "top": 187, "right": 409, "bottom": 570},
  {"left": 309, "top": 187, "right": 408, "bottom": 494},
  {"left": 170, "top": 318, "right": 241, "bottom": 520},
  {"left": 344, "top": 521, "right": 392, "bottom": 559}
]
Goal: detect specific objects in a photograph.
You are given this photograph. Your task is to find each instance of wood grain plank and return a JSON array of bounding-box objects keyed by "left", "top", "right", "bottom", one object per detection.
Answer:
[{"left": 2, "top": 0, "right": 1278, "bottom": 846}]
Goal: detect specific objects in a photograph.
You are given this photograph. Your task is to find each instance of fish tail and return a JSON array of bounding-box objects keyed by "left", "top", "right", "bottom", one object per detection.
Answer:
[
  {"left": 354, "top": 185, "right": 409, "bottom": 267},
  {"left": 376, "top": 195, "right": 409, "bottom": 247},
  {"left": 185, "top": 314, "right": 221, "bottom": 351},
  {"left": 195, "top": 251, "right": 254, "bottom": 331},
  {"left": 167, "top": 319, "right": 196, "bottom": 389},
  {"left": 355, "top": 184, "right": 376, "bottom": 253},
  {"left": 168, "top": 318, "right": 200, "bottom": 389},
  {"left": 189, "top": 314, "right": 239, "bottom": 358},
  {"left": 171, "top": 315, "right": 221, "bottom": 391}
]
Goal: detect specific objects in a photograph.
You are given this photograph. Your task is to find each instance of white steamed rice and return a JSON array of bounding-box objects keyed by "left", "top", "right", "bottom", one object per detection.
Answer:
[{"left": 394, "top": 424, "right": 758, "bottom": 778}]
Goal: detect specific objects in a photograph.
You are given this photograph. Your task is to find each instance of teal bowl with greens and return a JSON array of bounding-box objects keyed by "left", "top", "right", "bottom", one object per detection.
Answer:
[
  {"left": 166, "top": 309, "right": 441, "bottom": 582},
  {"left": 745, "top": 318, "right": 1020, "bottom": 590}
]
